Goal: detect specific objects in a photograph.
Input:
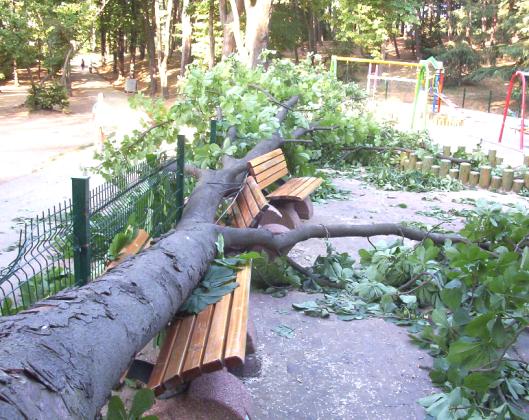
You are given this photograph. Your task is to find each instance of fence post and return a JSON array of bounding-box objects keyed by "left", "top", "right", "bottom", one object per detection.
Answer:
[
  {"left": 487, "top": 90, "right": 492, "bottom": 113},
  {"left": 210, "top": 119, "right": 217, "bottom": 144},
  {"left": 72, "top": 177, "right": 91, "bottom": 286},
  {"left": 175, "top": 135, "right": 185, "bottom": 223},
  {"left": 384, "top": 81, "right": 389, "bottom": 100},
  {"left": 461, "top": 87, "right": 466, "bottom": 108}
]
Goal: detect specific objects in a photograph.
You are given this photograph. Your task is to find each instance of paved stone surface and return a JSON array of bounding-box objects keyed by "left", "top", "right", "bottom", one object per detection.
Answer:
[{"left": 245, "top": 291, "right": 435, "bottom": 419}]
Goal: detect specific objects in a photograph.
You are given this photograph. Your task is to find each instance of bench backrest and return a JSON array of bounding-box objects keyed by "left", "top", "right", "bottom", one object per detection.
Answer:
[
  {"left": 229, "top": 176, "right": 268, "bottom": 228},
  {"left": 247, "top": 148, "right": 289, "bottom": 189}
]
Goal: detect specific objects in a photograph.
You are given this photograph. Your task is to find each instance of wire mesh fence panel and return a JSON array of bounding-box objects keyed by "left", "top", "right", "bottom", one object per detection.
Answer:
[
  {"left": 88, "top": 158, "right": 184, "bottom": 279},
  {"left": 0, "top": 154, "right": 186, "bottom": 315},
  {"left": 0, "top": 202, "right": 75, "bottom": 315}
]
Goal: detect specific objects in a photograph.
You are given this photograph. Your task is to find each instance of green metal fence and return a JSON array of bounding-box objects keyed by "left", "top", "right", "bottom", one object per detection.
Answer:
[{"left": 0, "top": 136, "right": 186, "bottom": 315}]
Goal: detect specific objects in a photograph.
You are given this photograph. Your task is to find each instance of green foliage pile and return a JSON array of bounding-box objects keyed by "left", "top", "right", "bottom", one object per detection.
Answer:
[
  {"left": 179, "top": 236, "right": 259, "bottom": 315},
  {"left": 287, "top": 201, "right": 529, "bottom": 418},
  {"left": 25, "top": 82, "right": 69, "bottom": 111},
  {"left": 96, "top": 56, "right": 368, "bottom": 177},
  {"left": 363, "top": 168, "right": 463, "bottom": 192}
]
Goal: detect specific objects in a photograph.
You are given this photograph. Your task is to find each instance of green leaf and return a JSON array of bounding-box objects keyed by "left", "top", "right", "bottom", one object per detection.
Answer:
[
  {"left": 106, "top": 396, "right": 127, "bottom": 420},
  {"left": 463, "top": 372, "right": 498, "bottom": 394},
  {"left": 130, "top": 389, "right": 155, "bottom": 419},
  {"left": 271, "top": 324, "right": 295, "bottom": 338},
  {"left": 440, "top": 279, "right": 463, "bottom": 311}
]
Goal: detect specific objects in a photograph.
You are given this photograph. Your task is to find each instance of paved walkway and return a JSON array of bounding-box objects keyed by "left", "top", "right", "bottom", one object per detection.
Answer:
[{"left": 0, "top": 57, "right": 145, "bottom": 268}]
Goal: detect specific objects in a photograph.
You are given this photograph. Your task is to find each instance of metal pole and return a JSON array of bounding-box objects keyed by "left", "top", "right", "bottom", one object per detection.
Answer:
[
  {"left": 210, "top": 119, "right": 217, "bottom": 144},
  {"left": 72, "top": 177, "right": 91, "bottom": 286},
  {"left": 487, "top": 90, "right": 492, "bottom": 113},
  {"left": 461, "top": 87, "right": 466, "bottom": 108},
  {"left": 175, "top": 135, "right": 185, "bottom": 223}
]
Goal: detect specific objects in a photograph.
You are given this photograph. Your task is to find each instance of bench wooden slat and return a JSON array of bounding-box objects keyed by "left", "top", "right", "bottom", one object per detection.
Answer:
[
  {"left": 249, "top": 154, "right": 286, "bottom": 177},
  {"left": 147, "top": 319, "right": 181, "bottom": 391},
  {"left": 224, "top": 264, "right": 252, "bottom": 368},
  {"left": 255, "top": 165, "right": 289, "bottom": 189},
  {"left": 287, "top": 177, "right": 320, "bottom": 198},
  {"left": 201, "top": 293, "right": 232, "bottom": 372},
  {"left": 293, "top": 177, "right": 323, "bottom": 200},
  {"left": 161, "top": 315, "right": 196, "bottom": 387},
  {"left": 231, "top": 201, "right": 246, "bottom": 228},
  {"left": 236, "top": 188, "right": 254, "bottom": 228},
  {"left": 241, "top": 182, "right": 260, "bottom": 221},
  {"left": 247, "top": 176, "right": 267, "bottom": 210},
  {"left": 268, "top": 177, "right": 323, "bottom": 201},
  {"left": 181, "top": 305, "right": 214, "bottom": 381},
  {"left": 247, "top": 148, "right": 283, "bottom": 167}
]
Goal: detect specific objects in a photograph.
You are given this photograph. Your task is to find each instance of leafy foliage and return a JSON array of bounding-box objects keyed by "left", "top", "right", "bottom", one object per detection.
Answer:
[
  {"left": 108, "top": 226, "right": 139, "bottom": 261},
  {"left": 96, "top": 56, "right": 367, "bottom": 178},
  {"left": 106, "top": 389, "right": 157, "bottom": 420},
  {"left": 25, "top": 82, "right": 69, "bottom": 111},
  {"left": 363, "top": 167, "right": 463, "bottom": 192},
  {"left": 288, "top": 200, "right": 529, "bottom": 417},
  {"left": 179, "top": 237, "right": 260, "bottom": 314}
]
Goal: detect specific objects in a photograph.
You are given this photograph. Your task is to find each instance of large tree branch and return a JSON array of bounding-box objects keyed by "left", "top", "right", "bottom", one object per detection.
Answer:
[{"left": 221, "top": 223, "right": 471, "bottom": 254}]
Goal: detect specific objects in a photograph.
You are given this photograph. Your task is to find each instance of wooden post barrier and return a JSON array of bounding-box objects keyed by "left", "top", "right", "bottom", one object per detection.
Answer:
[
  {"left": 422, "top": 156, "right": 433, "bottom": 173},
  {"left": 469, "top": 171, "right": 479, "bottom": 186},
  {"left": 513, "top": 179, "right": 524, "bottom": 194},
  {"left": 408, "top": 153, "right": 417, "bottom": 170},
  {"left": 416, "top": 162, "right": 423, "bottom": 172},
  {"left": 524, "top": 173, "right": 529, "bottom": 188},
  {"left": 459, "top": 162, "right": 471, "bottom": 183},
  {"left": 440, "top": 159, "right": 451, "bottom": 177},
  {"left": 449, "top": 168, "right": 459, "bottom": 179},
  {"left": 442, "top": 145, "right": 451, "bottom": 157},
  {"left": 490, "top": 176, "right": 502, "bottom": 191},
  {"left": 488, "top": 149, "right": 497, "bottom": 167},
  {"left": 479, "top": 166, "right": 491, "bottom": 188},
  {"left": 502, "top": 169, "right": 514, "bottom": 192},
  {"left": 524, "top": 155, "right": 529, "bottom": 167},
  {"left": 431, "top": 165, "right": 440, "bottom": 177}
]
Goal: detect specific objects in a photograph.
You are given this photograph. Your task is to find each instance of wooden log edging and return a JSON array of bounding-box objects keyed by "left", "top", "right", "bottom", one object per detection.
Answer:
[{"left": 394, "top": 147, "right": 529, "bottom": 196}]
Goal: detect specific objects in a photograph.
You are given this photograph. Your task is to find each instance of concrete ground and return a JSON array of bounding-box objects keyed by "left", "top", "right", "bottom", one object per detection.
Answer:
[{"left": 243, "top": 177, "right": 529, "bottom": 420}]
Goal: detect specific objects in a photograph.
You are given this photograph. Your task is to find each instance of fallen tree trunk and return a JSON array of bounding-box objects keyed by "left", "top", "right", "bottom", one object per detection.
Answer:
[{"left": 0, "top": 96, "right": 472, "bottom": 418}]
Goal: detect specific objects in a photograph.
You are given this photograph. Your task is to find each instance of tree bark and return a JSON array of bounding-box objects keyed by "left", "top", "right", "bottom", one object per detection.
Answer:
[
  {"left": 208, "top": 0, "right": 216, "bottom": 69},
  {"left": 12, "top": 59, "right": 19, "bottom": 87},
  {"left": 143, "top": 2, "right": 158, "bottom": 96},
  {"left": 154, "top": 0, "right": 174, "bottom": 98},
  {"left": 244, "top": 0, "right": 273, "bottom": 68},
  {"left": 219, "top": 0, "right": 243, "bottom": 57},
  {"left": 180, "top": 0, "right": 193, "bottom": 76}
]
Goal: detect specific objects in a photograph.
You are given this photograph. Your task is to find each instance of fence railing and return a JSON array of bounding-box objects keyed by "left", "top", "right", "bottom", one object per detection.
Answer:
[{"left": 0, "top": 135, "right": 186, "bottom": 315}]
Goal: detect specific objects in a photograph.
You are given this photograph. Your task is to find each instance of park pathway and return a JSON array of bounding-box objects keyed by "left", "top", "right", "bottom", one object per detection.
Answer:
[{"left": 0, "top": 56, "right": 145, "bottom": 268}]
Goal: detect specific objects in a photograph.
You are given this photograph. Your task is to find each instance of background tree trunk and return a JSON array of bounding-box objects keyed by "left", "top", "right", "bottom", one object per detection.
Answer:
[
  {"left": 208, "top": 0, "right": 215, "bottom": 69},
  {"left": 180, "top": 0, "right": 192, "bottom": 76},
  {"left": 244, "top": 0, "right": 273, "bottom": 68},
  {"left": 143, "top": 3, "right": 158, "bottom": 96}
]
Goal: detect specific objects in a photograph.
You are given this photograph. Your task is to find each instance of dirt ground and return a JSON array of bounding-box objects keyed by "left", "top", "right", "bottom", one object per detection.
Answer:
[
  {"left": 0, "top": 55, "right": 147, "bottom": 268},
  {"left": 243, "top": 176, "right": 529, "bottom": 419}
]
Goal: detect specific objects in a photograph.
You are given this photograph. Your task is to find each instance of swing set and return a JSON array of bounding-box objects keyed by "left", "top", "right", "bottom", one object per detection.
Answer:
[
  {"left": 498, "top": 70, "right": 528, "bottom": 150},
  {"left": 330, "top": 55, "right": 445, "bottom": 129}
]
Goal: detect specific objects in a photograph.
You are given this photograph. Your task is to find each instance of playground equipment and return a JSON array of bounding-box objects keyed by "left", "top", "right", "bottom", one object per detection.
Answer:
[
  {"left": 330, "top": 56, "right": 444, "bottom": 130},
  {"left": 498, "top": 70, "right": 528, "bottom": 150}
]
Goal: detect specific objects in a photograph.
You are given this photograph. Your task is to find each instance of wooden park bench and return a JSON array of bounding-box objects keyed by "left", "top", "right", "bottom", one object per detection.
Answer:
[
  {"left": 110, "top": 176, "right": 269, "bottom": 396},
  {"left": 247, "top": 148, "right": 323, "bottom": 226}
]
